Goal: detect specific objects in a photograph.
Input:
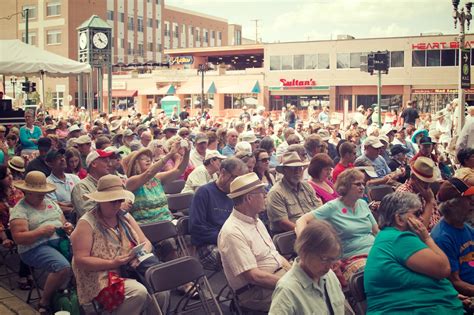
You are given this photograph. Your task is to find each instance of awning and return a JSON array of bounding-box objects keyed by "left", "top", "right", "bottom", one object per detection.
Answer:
[
  {"left": 140, "top": 84, "right": 176, "bottom": 96},
  {"left": 219, "top": 80, "right": 261, "bottom": 94},
  {"left": 103, "top": 90, "right": 138, "bottom": 98},
  {"left": 177, "top": 80, "right": 215, "bottom": 94}
]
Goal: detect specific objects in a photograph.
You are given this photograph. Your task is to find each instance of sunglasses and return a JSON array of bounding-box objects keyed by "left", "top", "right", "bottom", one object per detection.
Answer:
[{"left": 258, "top": 158, "right": 270, "bottom": 163}]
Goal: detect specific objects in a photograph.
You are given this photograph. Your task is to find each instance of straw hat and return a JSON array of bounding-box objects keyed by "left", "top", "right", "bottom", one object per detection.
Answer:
[
  {"left": 411, "top": 157, "right": 437, "bottom": 183},
  {"left": 276, "top": 151, "right": 309, "bottom": 173},
  {"left": 85, "top": 174, "right": 135, "bottom": 203},
  {"left": 317, "top": 129, "right": 330, "bottom": 141},
  {"left": 110, "top": 120, "right": 121, "bottom": 132},
  {"left": 8, "top": 156, "right": 25, "bottom": 172},
  {"left": 227, "top": 173, "right": 266, "bottom": 199},
  {"left": 14, "top": 171, "right": 56, "bottom": 193},
  {"left": 125, "top": 148, "right": 153, "bottom": 178}
]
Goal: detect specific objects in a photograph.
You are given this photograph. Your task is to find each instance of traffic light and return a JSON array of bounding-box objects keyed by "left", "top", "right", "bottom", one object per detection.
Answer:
[
  {"left": 21, "top": 81, "right": 30, "bottom": 93},
  {"left": 360, "top": 53, "right": 375, "bottom": 75},
  {"left": 374, "top": 51, "right": 390, "bottom": 74},
  {"left": 30, "top": 82, "right": 36, "bottom": 93}
]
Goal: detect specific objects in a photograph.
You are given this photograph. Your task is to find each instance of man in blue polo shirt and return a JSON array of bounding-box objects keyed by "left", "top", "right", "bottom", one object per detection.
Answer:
[{"left": 355, "top": 136, "right": 392, "bottom": 178}]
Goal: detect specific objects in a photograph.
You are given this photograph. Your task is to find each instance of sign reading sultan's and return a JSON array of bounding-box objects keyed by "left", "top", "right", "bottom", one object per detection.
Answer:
[{"left": 412, "top": 41, "right": 474, "bottom": 50}]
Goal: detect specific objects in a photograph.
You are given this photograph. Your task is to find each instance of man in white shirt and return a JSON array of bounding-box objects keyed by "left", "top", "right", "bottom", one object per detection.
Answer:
[
  {"left": 182, "top": 150, "right": 225, "bottom": 193},
  {"left": 190, "top": 133, "right": 208, "bottom": 167}
]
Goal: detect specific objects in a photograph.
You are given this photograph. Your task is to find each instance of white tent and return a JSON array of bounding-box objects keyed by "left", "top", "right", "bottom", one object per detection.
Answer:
[{"left": 0, "top": 40, "right": 91, "bottom": 76}]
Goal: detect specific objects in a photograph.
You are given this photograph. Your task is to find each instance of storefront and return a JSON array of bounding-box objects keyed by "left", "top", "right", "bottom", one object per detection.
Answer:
[
  {"left": 268, "top": 78, "right": 330, "bottom": 110},
  {"left": 411, "top": 88, "right": 474, "bottom": 113}
]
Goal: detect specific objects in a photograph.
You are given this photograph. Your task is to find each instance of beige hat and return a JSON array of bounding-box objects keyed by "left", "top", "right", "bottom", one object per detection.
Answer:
[
  {"left": 74, "top": 135, "right": 92, "bottom": 145},
  {"left": 85, "top": 174, "right": 135, "bottom": 203},
  {"left": 276, "top": 151, "right": 309, "bottom": 173},
  {"left": 0, "top": 125, "right": 6, "bottom": 132},
  {"left": 227, "top": 173, "right": 266, "bottom": 199},
  {"left": 240, "top": 131, "right": 257, "bottom": 143},
  {"left": 125, "top": 148, "right": 153, "bottom": 178},
  {"left": 205, "top": 150, "right": 226, "bottom": 161},
  {"left": 317, "top": 129, "right": 330, "bottom": 141},
  {"left": 379, "top": 135, "right": 389, "bottom": 144},
  {"left": 411, "top": 156, "right": 437, "bottom": 183},
  {"left": 14, "top": 171, "right": 56, "bottom": 193},
  {"left": 363, "top": 136, "right": 384, "bottom": 149},
  {"left": 355, "top": 166, "right": 378, "bottom": 178},
  {"left": 68, "top": 125, "right": 81, "bottom": 133},
  {"left": 110, "top": 120, "right": 121, "bottom": 132},
  {"left": 8, "top": 156, "right": 25, "bottom": 173}
]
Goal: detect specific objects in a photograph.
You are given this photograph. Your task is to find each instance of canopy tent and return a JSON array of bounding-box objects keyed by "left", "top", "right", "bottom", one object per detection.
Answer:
[
  {"left": 218, "top": 80, "right": 261, "bottom": 94},
  {"left": 0, "top": 40, "right": 91, "bottom": 76}
]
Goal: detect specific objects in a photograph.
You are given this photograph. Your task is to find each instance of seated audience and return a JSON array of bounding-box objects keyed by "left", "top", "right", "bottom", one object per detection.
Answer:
[
  {"left": 7, "top": 156, "right": 25, "bottom": 180},
  {"left": 455, "top": 148, "right": 474, "bottom": 186},
  {"left": 270, "top": 220, "right": 346, "bottom": 315},
  {"left": 182, "top": 150, "right": 226, "bottom": 193},
  {"left": 332, "top": 142, "right": 356, "bottom": 182},
  {"left": 219, "top": 173, "right": 291, "bottom": 312},
  {"left": 25, "top": 137, "right": 52, "bottom": 176},
  {"left": 235, "top": 150, "right": 256, "bottom": 172},
  {"left": 355, "top": 136, "right": 392, "bottom": 178},
  {"left": 267, "top": 151, "right": 321, "bottom": 234},
  {"left": 10, "top": 171, "right": 73, "bottom": 314},
  {"left": 65, "top": 147, "right": 87, "bottom": 179},
  {"left": 253, "top": 148, "right": 275, "bottom": 191},
  {"left": 364, "top": 191, "right": 463, "bottom": 315},
  {"left": 388, "top": 144, "right": 411, "bottom": 183},
  {"left": 307, "top": 153, "right": 339, "bottom": 204}
]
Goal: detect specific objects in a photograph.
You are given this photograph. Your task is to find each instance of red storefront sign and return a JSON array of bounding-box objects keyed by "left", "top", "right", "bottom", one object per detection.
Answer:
[
  {"left": 280, "top": 78, "right": 316, "bottom": 87},
  {"left": 412, "top": 41, "right": 474, "bottom": 50}
]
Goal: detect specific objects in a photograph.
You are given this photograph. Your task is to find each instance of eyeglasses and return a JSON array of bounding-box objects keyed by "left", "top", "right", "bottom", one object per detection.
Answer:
[
  {"left": 319, "top": 255, "right": 341, "bottom": 265},
  {"left": 352, "top": 182, "right": 365, "bottom": 187},
  {"left": 258, "top": 158, "right": 270, "bottom": 163}
]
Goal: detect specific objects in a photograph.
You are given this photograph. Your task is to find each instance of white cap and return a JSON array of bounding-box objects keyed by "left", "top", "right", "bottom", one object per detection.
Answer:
[
  {"left": 68, "top": 125, "right": 81, "bottom": 132},
  {"left": 205, "top": 150, "right": 226, "bottom": 161},
  {"left": 363, "top": 136, "right": 384, "bottom": 149}
]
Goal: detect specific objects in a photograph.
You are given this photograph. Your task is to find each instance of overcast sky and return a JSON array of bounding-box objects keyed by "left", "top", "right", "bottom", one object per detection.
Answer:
[{"left": 166, "top": 0, "right": 459, "bottom": 43}]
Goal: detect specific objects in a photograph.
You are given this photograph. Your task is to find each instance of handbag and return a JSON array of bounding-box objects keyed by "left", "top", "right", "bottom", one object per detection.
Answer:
[{"left": 94, "top": 272, "right": 125, "bottom": 312}]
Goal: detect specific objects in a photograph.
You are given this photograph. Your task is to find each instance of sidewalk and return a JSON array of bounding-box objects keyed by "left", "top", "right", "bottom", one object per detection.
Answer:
[{"left": 0, "top": 286, "right": 38, "bottom": 315}]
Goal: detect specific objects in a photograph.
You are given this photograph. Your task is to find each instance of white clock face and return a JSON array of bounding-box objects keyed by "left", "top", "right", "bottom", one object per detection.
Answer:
[
  {"left": 79, "top": 32, "right": 88, "bottom": 50},
  {"left": 92, "top": 32, "right": 108, "bottom": 49}
]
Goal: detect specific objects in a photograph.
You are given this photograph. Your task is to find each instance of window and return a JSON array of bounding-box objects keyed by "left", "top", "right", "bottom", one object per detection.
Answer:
[
  {"left": 441, "top": 49, "right": 456, "bottom": 66},
  {"left": 119, "top": 12, "right": 125, "bottom": 22},
  {"left": 350, "top": 52, "right": 362, "bottom": 68},
  {"left": 427, "top": 50, "right": 441, "bottom": 67},
  {"left": 281, "top": 55, "right": 293, "bottom": 70},
  {"left": 293, "top": 55, "right": 304, "bottom": 70},
  {"left": 137, "top": 17, "right": 143, "bottom": 32},
  {"left": 390, "top": 51, "right": 404, "bottom": 67},
  {"left": 337, "top": 53, "right": 350, "bottom": 68},
  {"left": 174, "top": 25, "right": 179, "bottom": 38},
  {"left": 148, "top": 42, "right": 153, "bottom": 51},
  {"left": 218, "top": 31, "right": 222, "bottom": 40},
  {"left": 138, "top": 43, "right": 144, "bottom": 57},
  {"left": 270, "top": 56, "right": 281, "bottom": 70},
  {"left": 236, "top": 30, "right": 241, "bottom": 45},
  {"left": 147, "top": 18, "right": 153, "bottom": 28},
  {"left": 46, "top": 2, "right": 61, "bottom": 16},
  {"left": 412, "top": 51, "right": 426, "bottom": 67},
  {"left": 304, "top": 55, "right": 317, "bottom": 69},
  {"left": 107, "top": 10, "right": 114, "bottom": 20},
  {"left": 196, "top": 29, "right": 200, "bottom": 41},
  {"left": 128, "top": 16, "right": 134, "bottom": 31},
  {"left": 165, "top": 23, "right": 170, "bottom": 36},
  {"left": 21, "top": 31, "right": 37, "bottom": 45},
  {"left": 211, "top": 31, "right": 215, "bottom": 39},
  {"left": 128, "top": 42, "right": 132, "bottom": 55},
  {"left": 318, "top": 54, "right": 330, "bottom": 69},
  {"left": 120, "top": 39, "right": 125, "bottom": 49},
  {"left": 155, "top": 19, "right": 160, "bottom": 29},
  {"left": 21, "top": 5, "right": 37, "bottom": 19},
  {"left": 156, "top": 43, "right": 162, "bottom": 52},
  {"left": 204, "top": 31, "right": 208, "bottom": 42},
  {"left": 156, "top": 0, "right": 160, "bottom": 4},
  {"left": 46, "top": 30, "right": 61, "bottom": 44},
  {"left": 52, "top": 92, "right": 64, "bottom": 109}
]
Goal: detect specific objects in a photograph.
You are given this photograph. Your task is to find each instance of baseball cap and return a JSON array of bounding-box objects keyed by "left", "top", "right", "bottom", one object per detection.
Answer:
[
  {"left": 45, "top": 149, "right": 66, "bottom": 162},
  {"left": 74, "top": 135, "right": 92, "bottom": 145},
  {"left": 37, "top": 137, "right": 52, "bottom": 150},
  {"left": 123, "top": 129, "right": 134, "bottom": 137},
  {"left": 438, "top": 177, "right": 474, "bottom": 202},
  {"left": 390, "top": 144, "right": 410, "bottom": 156},
  {"left": 240, "top": 131, "right": 258, "bottom": 143},
  {"left": 68, "top": 125, "right": 81, "bottom": 133},
  {"left": 195, "top": 133, "right": 209, "bottom": 144},
  {"left": 205, "top": 150, "right": 226, "bottom": 161},
  {"left": 104, "top": 146, "right": 124, "bottom": 156},
  {"left": 419, "top": 136, "right": 434, "bottom": 145},
  {"left": 86, "top": 149, "right": 114, "bottom": 168},
  {"left": 355, "top": 166, "right": 378, "bottom": 178},
  {"left": 363, "top": 136, "right": 384, "bottom": 149}
]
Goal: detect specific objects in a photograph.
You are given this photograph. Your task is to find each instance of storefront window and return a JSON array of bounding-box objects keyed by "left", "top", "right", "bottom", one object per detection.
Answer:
[
  {"left": 270, "top": 56, "right": 281, "bottom": 70},
  {"left": 390, "top": 51, "right": 404, "bottom": 67},
  {"left": 427, "top": 50, "right": 441, "bottom": 67},
  {"left": 336, "top": 95, "right": 353, "bottom": 112},
  {"left": 224, "top": 93, "right": 258, "bottom": 109},
  {"left": 412, "top": 51, "right": 426, "bottom": 67},
  {"left": 356, "top": 95, "right": 402, "bottom": 112},
  {"left": 294, "top": 55, "right": 304, "bottom": 70},
  {"left": 281, "top": 55, "right": 293, "bottom": 70},
  {"left": 270, "top": 95, "right": 329, "bottom": 111},
  {"left": 441, "top": 49, "right": 456, "bottom": 66},
  {"left": 412, "top": 93, "right": 457, "bottom": 113}
]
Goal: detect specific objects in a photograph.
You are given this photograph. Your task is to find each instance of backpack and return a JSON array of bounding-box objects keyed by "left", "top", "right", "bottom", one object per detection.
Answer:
[{"left": 51, "top": 288, "right": 80, "bottom": 315}]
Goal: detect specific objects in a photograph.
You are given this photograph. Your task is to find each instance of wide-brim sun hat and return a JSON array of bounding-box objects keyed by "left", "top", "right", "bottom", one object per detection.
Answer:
[
  {"left": 14, "top": 171, "right": 56, "bottom": 193},
  {"left": 125, "top": 148, "right": 153, "bottom": 178},
  {"left": 411, "top": 156, "right": 437, "bottom": 183},
  {"left": 8, "top": 156, "right": 25, "bottom": 173},
  {"left": 228, "top": 173, "right": 266, "bottom": 199},
  {"left": 411, "top": 129, "right": 429, "bottom": 143},
  {"left": 85, "top": 174, "right": 135, "bottom": 203},
  {"left": 276, "top": 151, "right": 310, "bottom": 173}
]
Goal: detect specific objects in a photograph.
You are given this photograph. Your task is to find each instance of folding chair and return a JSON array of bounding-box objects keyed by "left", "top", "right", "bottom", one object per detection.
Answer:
[
  {"left": 163, "top": 179, "right": 186, "bottom": 194},
  {"left": 26, "top": 266, "right": 48, "bottom": 305},
  {"left": 0, "top": 246, "right": 18, "bottom": 290},
  {"left": 144, "top": 256, "right": 223, "bottom": 315},
  {"left": 272, "top": 230, "right": 297, "bottom": 260},
  {"left": 176, "top": 216, "right": 191, "bottom": 256},
  {"left": 368, "top": 185, "right": 394, "bottom": 202},
  {"left": 348, "top": 270, "right": 366, "bottom": 315},
  {"left": 140, "top": 220, "right": 178, "bottom": 245},
  {"left": 167, "top": 192, "right": 194, "bottom": 217}
]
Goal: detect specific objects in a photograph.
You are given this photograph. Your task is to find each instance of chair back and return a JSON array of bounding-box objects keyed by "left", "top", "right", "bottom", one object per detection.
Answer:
[
  {"left": 272, "top": 230, "right": 296, "bottom": 258},
  {"left": 348, "top": 270, "right": 366, "bottom": 315},
  {"left": 140, "top": 220, "right": 177, "bottom": 244},
  {"left": 163, "top": 179, "right": 186, "bottom": 194},
  {"left": 368, "top": 185, "right": 394, "bottom": 202},
  {"left": 167, "top": 192, "right": 194, "bottom": 212},
  {"left": 176, "top": 216, "right": 190, "bottom": 256}
]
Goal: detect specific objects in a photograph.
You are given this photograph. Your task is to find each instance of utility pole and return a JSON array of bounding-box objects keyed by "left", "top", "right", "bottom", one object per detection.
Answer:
[
  {"left": 251, "top": 19, "right": 260, "bottom": 43},
  {"left": 23, "top": 8, "right": 30, "bottom": 104}
]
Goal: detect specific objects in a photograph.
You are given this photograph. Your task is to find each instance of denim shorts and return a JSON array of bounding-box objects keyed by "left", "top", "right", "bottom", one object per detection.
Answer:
[{"left": 20, "top": 240, "right": 70, "bottom": 273}]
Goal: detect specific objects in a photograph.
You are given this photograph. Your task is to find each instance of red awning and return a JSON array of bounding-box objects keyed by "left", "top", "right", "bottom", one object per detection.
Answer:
[{"left": 103, "top": 90, "right": 138, "bottom": 98}]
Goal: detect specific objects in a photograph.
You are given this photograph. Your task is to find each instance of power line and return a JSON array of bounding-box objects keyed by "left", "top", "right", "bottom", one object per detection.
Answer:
[{"left": 0, "top": 11, "right": 23, "bottom": 21}]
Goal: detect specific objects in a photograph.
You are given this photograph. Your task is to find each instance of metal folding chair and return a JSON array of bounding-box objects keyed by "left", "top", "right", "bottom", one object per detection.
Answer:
[
  {"left": 272, "top": 230, "right": 297, "bottom": 260},
  {"left": 167, "top": 192, "right": 194, "bottom": 217},
  {"left": 348, "top": 270, "right": 366, "bottom": 315},
  {"left": 368, "top": 185, "right": 394, "bottom": 202},
  {"left": 0, "top": 246, "right": 18, "bottom": 290},
  {"left": 140, "top": 220, "right": 178, "bottom": 245},
  {"left": 176, "top": 216, "right": 191, "bottom": 256},
  {"left": 144, "top": 256, "right": 223, "bottom": 315},
  {"left": 26, "top": 266, "right": 48, "bottom": 305},
  {"left": 163, "top": 179, "right": 186, "bottom": 194}
]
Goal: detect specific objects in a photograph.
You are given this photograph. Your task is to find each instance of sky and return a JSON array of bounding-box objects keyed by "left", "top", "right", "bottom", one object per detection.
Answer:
[{"left": 166, "top": 0, "right": 460, "bottom": 43}]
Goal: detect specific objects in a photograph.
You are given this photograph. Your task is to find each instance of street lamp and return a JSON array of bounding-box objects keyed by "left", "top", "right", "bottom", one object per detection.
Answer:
[
  {"left": 452, "top": 0, "right": 472, "bottom": 135},
  {"left": 10, "top": 77, "right": 17, "bottom": 99},
  {"left": 197, "top": 64, "right": 208, "bottom": 109}
]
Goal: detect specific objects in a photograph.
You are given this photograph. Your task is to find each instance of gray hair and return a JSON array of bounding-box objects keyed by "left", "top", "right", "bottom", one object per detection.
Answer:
[
  {"left": 220, "top": 157, "right": 246, "bottom": 175},
  {"left": 295, "top": 220, "right": 341, "bottom": 261},
  {"left": 378, "top": 192, "right": 422, "bottom": 229}
]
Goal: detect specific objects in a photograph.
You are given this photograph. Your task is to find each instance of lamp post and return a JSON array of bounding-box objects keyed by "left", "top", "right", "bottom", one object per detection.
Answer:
[
  {"left": 10, "top": 78, "right": 17, "bottom": 99},
  {"left": 452, "top": 0, "right": 472, "bottom": 135},
  {"left": 197, "top": 64, "right": 208, "bottom": 109}
]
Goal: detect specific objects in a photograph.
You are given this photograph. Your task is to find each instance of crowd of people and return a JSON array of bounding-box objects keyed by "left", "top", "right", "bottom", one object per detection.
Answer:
[{"left": 0, "top": 98, "right": 472, "bottom": 315}]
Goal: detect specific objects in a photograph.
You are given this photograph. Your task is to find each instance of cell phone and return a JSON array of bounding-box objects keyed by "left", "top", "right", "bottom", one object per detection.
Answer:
[
  {"left": 130, "top": 242, "right": 146, "bottom": 257},
  {"left": 180, "top": 140, "right": 188, "bottom": 149}
]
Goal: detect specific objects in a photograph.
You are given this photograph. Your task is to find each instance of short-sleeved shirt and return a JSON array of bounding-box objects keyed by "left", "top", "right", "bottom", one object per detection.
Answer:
[
  {"left": 131, "top": 177, "right": 173, "bottom": 224},
  {"left": 313, "top": 198, "right": 376, "bottom": 258},
  {"left": 267, "top": 178, "right": 322, "bottom": 233},
  {"left": 218, "top": 209, "right": 285, "bottom": 290},
  {"left": 182, "top": 164, "right": 217, "bottom": 193},
  {"left": 47, "top": 172, "right": 81, "bottom": 203},
  {"left": 431, "top": 219, "right": 474, "bottom": 285},
  {"left": 356, "top": 154, "right": 391, "bottom": 178},
  {"left": 71, "top": 174, "right": 99, "bottom": 218},
  {"left": 332, "top": 162, "right": 353, "bottom": 182},
  {"left": 364, "top": 227, "right": 463, "bottom": 315},
  {"left": 9, "top": 198, "right": 63, "bottom": 254},
  {"left": 270, "top": 259, "right": 345, "bottom": 315},
  {"left": 400, "top": 108, "right": 419, "bottom": 125}
]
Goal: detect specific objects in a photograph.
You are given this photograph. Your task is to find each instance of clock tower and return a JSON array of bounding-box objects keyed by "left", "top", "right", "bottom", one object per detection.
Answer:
[{"left": 77, "top": 15, "right": 112, "bottom": 112}]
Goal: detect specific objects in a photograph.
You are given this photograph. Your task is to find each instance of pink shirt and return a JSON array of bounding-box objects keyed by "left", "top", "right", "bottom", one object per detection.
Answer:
[{"left": 308, "top": 179, "right": 339, "bottom": 204}]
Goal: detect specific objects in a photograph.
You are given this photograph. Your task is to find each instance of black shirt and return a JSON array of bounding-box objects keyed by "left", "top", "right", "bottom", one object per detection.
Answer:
[
  {"left": 179, "top": 111, "right": 189, "bottom": 121},
  {"left": 25, "top": 156, "right": 51, "bottom": 177},
  {"left": 401, "top": 108, "right": 419, "bottom": 125}
]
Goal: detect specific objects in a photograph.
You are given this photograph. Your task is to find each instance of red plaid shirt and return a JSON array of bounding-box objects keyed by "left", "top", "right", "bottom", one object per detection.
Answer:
[{"left": 395, "top": 181, "right": 441, "bottom": 231}]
